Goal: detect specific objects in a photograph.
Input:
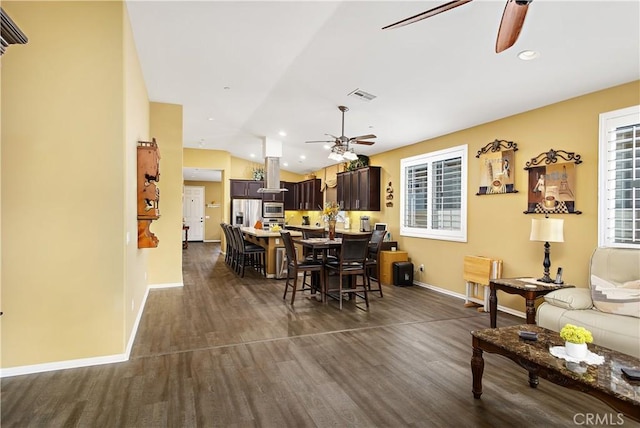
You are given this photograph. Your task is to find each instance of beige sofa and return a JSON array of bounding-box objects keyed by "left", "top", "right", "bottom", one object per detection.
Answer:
[{"left": 536, "top": 247, "right": 640, "bottom": 358}]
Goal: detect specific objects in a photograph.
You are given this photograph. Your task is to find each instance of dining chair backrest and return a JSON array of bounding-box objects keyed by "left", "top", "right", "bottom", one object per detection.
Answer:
[
  {"left": 280, "top": 230, "right": 298, "bottom": 264},
  {"left": 369, "top": 229, "right": 386, "bottom": 254},
  {"left": 303, "top": 229, "right": 326, "bottom": 239},
  {"left": 231, "top": 226, "right": 245, "bottom": 251},
  {"left": 340, "top": 233, "right": 372, "bottom": 264}
]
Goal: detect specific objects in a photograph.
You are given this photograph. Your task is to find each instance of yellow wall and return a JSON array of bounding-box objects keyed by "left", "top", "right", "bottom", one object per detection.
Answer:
[
  {"left": 123, "top": 5, "right": 151, "bottom": 340},
  {"left": 184, "top": 180, "right": 223, "bottom": 241},
  {"left": 1, "top": 1, "right": 150, "bottom": 367},
  {"left": 147, "top": 103, "right": 184, "bottom": 286},
  {"left": 363, "top": 80, "right": 640, "bottom": 313}
]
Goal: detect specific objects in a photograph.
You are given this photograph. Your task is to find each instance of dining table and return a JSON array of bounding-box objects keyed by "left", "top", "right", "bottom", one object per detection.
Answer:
[{"left": 294, "top": 237, "right": 343, "bottom": 302}]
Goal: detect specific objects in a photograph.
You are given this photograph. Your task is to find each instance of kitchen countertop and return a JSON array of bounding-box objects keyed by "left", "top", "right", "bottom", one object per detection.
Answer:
[
  {"left": 241, "top": 227, "right": 302, "bottom": 238},
  {"left": 284, "top": 225, "right": 371, "bottom": 235}
]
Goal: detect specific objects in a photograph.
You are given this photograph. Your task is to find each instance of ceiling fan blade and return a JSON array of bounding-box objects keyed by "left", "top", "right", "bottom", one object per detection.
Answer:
[
  {"left": 305, "top": 140, "right": 333, "bottom": 144},
  {"left": 382, "top": 0, "right": 473, "bottom": 30},
  {"left": 495, "top": 0, "right": 531, "bottom": 53},
  {"left": 350, "top": 134, "right": 377, "bottom": 141},
  {"left": 352, "top": 140, "right": 375, "bottom": 146}
]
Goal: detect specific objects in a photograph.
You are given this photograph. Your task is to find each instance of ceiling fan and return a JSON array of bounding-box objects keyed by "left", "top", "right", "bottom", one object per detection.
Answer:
[
  {"left": 382, "top": 0, "right": 533, "bottom": 53},
  {"left": 305, "top": 106, "right": 376, "bottom": 161}
]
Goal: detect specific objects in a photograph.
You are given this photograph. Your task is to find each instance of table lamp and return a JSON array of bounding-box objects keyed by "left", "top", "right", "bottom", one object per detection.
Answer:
[{"left": 530, "top": 217, "right": 564, "bottom": 283}]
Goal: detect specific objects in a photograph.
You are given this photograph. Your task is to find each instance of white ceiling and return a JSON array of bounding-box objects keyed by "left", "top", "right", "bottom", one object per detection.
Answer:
[
  {"left": 127, "top": 0, "right": 640, "bottom": 176},
  {"left": 183, "top": 167, "right": 222, "bottom": 182}
]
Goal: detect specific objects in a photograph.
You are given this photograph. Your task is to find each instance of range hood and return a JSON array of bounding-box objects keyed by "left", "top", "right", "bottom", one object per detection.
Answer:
[{"left": 257, "top": 138, "right": 288, "bottom": 194}]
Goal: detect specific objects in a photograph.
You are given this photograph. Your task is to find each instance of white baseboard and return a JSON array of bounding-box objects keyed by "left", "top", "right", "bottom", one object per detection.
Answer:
[
  {"left": 0, "top": 352, "right": 129, "bottom": 378},
  {"left": 1, "top": 282, "right": 183, "bottom": 378},
  {"left": 148, "top": 282, "right": 184, "bottom": 289},
  {"left": 413, "top": 280, "right": 525, "bottom": 320},
  {"left": 203, "top": 239, "right": 221, "bottom": 243}
]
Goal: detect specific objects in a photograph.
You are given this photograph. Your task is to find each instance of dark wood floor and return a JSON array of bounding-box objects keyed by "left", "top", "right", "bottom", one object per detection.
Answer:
[{"left": 2, "top": 243, "right": 637, "bottom": 427}]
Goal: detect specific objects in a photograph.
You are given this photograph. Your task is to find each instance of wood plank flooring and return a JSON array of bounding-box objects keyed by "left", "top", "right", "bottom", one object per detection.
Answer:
[{"left": 2, "top": 243, "right": 638, "bottom": 427}]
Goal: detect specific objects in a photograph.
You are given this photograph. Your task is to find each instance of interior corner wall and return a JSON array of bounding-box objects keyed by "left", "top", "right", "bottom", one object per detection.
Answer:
[
  {"left": 147, "top": 103, "right": 184, "bottom": 286},
  {"left": 1, "top": 1, "right": 128, "bottom": 367},
  {"left": 123, "top": 5, "right": 150, "bottom": 340},
  {"left": 367, "top": 80, "right": 640, "bottom": 314}
]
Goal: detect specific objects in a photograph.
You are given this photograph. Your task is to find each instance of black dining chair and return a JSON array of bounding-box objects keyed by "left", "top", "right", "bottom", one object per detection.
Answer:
[
  {"left": 366, "top": 229, "right": 387, "bottom": 297},
  {"left": 280, "top": 230, "right": 325, "bottom": 305},
  {"left": 220, "top": 223, "right": 233, "bottom": 266},
  {"left": 325, "top": 232, "right": 372, "bottom": 310}
]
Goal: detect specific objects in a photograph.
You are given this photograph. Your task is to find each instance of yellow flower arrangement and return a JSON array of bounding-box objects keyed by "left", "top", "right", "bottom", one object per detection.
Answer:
[
  {"left": 322, "top": 201, "right": 341, "bottom": 222},
  {"left": 559, "top": 324, "right": 593, "bottom": 344}
]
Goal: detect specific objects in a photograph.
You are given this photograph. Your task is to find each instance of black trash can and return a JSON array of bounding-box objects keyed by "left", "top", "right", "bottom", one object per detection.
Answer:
[{"left": 393, "top": 261, "right": 414, "bottom": 286}]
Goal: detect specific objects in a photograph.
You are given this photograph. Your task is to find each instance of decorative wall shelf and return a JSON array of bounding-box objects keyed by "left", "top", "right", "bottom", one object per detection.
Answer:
[
  {"left": 476, "top": 139, "right": 518, "bottom": 195},
  {"left": 137, "top": 138, "right": 161, "bottom": 247},
  {"left": 524, "top": 149, "right": 582, "bottom": 214}
]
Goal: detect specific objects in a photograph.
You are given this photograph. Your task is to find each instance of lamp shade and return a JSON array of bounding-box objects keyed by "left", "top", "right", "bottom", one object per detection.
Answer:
[{"left": 530, "top": 218, "right": 564, "bottom": 243}]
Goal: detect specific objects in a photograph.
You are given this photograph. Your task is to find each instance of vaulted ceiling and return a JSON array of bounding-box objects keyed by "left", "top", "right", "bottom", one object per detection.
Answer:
[{"left": 127, "top": 1, "right": 640, "bottom": 175}]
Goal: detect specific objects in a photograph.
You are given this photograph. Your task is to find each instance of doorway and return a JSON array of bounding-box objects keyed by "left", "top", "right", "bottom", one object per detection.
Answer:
[{"left": 183, "top": 186, "right": 205, "bottom": 241}]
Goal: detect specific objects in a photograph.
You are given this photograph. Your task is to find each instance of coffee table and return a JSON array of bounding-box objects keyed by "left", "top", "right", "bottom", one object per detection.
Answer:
[
  {"left": 471, "top": 325, "right": 640, "bottom": 422},
  {"left": 489, "top": 278, "right": 573, "bottom": 327}
]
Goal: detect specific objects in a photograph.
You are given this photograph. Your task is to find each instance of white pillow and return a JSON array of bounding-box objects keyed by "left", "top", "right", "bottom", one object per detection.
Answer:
[
  {"left": 591, "top": 275, "right": 640, "bottom": 319},
  {"left": 544, "top": 288, "right": 593, "bottom": 310}
]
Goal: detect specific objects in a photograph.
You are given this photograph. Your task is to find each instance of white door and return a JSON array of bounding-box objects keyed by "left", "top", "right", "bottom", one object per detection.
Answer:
[{"left": 183, "top": 186, "right": 205, "bottom": 241}]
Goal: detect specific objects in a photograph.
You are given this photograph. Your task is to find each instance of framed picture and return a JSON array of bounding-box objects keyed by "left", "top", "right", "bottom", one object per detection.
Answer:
[
  {"left": 524, "top": 149, "right": 582, "bottom": 214},
  {"left": 476, "top": 139, "right": 518, "bottom": 195}
]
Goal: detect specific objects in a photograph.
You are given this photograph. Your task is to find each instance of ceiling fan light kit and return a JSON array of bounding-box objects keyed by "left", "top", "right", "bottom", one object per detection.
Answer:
[{"left": 383, "top": 0, "right": 533, "bottom": 54}]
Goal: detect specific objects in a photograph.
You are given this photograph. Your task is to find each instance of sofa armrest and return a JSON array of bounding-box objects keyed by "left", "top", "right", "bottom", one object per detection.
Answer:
[{"left": 543, "top": 288, "right": 593, "bottom": 310}]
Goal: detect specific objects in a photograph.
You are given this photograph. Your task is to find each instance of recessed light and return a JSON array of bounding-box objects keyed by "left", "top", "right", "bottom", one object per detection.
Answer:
[
  {"left": 299, "top": 155, "right": 306, "bottom": 160},
  {"left": 282, "top": 162, "right": 289, "bottom": 167},
  {"left": 518, "top": 50, "right": 540, "bottom": 61},
  {"left": 208, "top": 117, "right": 215, "bottom": 121},
  {"left": 250, "top": 153, "right": 255, "bottom": 158},
  {"left": 279, "top": 131, "right": 287, "bottom": 137}
]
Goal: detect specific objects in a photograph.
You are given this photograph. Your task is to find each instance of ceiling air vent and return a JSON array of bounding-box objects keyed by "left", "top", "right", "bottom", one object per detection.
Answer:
[{"left": 348, "top": 88, "right": 376, "bottom": 102}]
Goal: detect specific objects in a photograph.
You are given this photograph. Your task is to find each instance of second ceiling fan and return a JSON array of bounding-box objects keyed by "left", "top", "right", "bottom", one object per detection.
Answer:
[
  {"left": 305, "top": 105, "right": 376, "bottom": 148},
  {"left": 382, "top": 0, "right": 533, "bottom": 53}
]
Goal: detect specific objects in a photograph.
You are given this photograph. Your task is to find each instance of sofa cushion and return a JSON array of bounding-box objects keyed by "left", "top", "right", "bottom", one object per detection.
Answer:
[
  {"left": 591, "top": 275, "right": 640, "bottom": 319},
  {"left": 544, "top": 288, "right": 593, "bottom": 310}
]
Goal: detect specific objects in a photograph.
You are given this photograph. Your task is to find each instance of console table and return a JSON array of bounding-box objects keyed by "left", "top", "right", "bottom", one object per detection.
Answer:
[{"left": 489, "top": 278, "right": 573, "bottom": 327}]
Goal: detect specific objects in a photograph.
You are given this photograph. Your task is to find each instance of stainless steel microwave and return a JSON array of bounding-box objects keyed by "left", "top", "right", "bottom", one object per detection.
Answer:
[{"left": 263, "top": 201, "right": 284, "bottom": 218}]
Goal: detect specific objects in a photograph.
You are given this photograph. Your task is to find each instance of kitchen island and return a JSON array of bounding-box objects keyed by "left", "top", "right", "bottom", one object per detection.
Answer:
[{"left": 240, "top": 227, "right": 302, "bottom": 278}]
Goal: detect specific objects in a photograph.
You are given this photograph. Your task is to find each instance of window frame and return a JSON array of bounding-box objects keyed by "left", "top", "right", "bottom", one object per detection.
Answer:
[
  {"left": 400, "top": 144, "right": 468, "bottom": 242},
  {"left": 598, "top": 105, "right": 640, "bottom": 249}
]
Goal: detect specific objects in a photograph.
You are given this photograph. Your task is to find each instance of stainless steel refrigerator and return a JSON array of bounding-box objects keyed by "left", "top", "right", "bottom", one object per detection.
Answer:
[{"left": 231, "top": 199, "right": 262, "bottom": 228}]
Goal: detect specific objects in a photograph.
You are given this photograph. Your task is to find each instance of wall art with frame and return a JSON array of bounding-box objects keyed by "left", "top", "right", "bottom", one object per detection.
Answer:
[
  {"left": 476, "top": 139, "right": 518, "bottom": 195},
  {"left": 524, "top": 149, "right": 582, "bottom": 214}
]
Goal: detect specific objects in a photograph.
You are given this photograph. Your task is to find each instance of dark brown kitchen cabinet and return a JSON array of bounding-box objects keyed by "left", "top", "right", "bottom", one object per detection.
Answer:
[
  {"left": 337, "top": 166, "right": 381, "bottom": 211},
  {"left": 282, "top": 181, "right": 296, "bottom": 210},
  {"left": 230, "top": 179, "right": 263, "bottom": 198},
  {"left": 295, "top": 178, "right": 322, "bottom": 211}
]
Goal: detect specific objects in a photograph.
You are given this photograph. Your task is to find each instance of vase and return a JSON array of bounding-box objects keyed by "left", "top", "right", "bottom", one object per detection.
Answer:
[
  {"left": 328, "top": 219, "right": 336, "bottom": 240},
  {"left": 565, "top": 341, "right": 588, "bottom": 359}
]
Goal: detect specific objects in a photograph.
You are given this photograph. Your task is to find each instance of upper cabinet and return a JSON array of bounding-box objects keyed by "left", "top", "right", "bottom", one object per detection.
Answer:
[
  {"left": 282, "top": 181, "right": 296, "bottom": 210},
  {"left": 337, "top": 166, "right": 381, "bottom": 211},
  {"left": 230, "top": 179, "right": 263, "bottom": 198},
  {"left": 295, "top": 178, "right": 322, "bottom": 211}
]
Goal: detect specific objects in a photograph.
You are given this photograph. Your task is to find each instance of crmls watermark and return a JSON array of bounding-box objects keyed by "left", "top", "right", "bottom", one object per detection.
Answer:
[{"left": 573, "top": 413, "right": 625, "bottom": 425}]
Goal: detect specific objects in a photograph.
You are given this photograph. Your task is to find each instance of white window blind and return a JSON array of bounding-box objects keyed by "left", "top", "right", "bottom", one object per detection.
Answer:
[
  {"left": 401, "top": 145, "right": 467, "bottom": 242},
  {"left": 599, "top": 106, "right": 640, "bottom": 248}
]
